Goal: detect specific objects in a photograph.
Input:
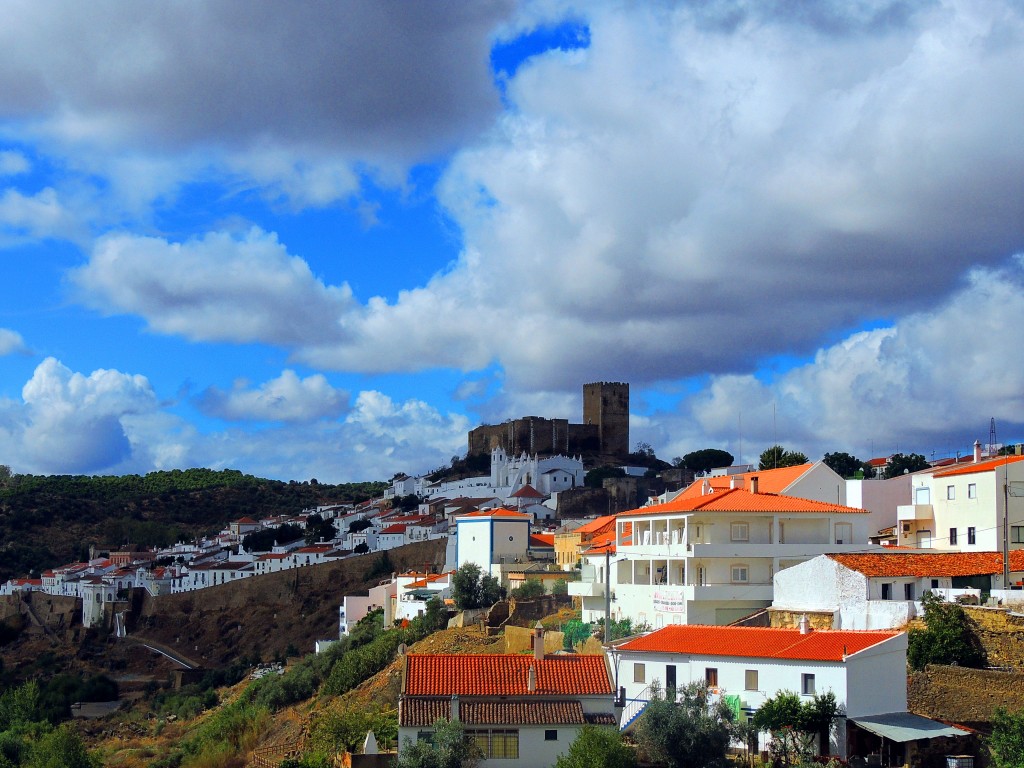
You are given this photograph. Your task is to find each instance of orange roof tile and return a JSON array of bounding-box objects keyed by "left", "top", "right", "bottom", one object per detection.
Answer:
[
  {"left": 530, "top": 533, "right": 555, "bottom": 548},
  {"left": 510, "top": 484, "right": 545, "bottom": 498},
  {"left": 624, "top": 487, "right": 866, "bottom": 517},
  {"left": 403, "top": 654, "right": 613, "bottom": 696},
  {"left": 617, "top": 625, "right": 899, "bottom": 661},
  {"left": 458, "top": 509, "right": 532, "bottom": 520},
  {"left": 933, "top": 455, "right": 1024, "bottom": 478},
  {"left": 676, "top": 463, "right": 816, "bottom": 501},
  {"left": 400, "top": 699, "right": 588, "bottom": 727},
  {"left": 829, "top": 551, "right": 1024, "bottom": 577},
  {"left": 575, "top": 515, "right": 618, "bottom": 536}
]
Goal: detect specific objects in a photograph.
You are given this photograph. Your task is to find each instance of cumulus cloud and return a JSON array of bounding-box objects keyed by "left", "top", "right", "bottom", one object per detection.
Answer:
[
  {"left": 13, "top": 357, "right": 159, "bottom": 473},
  {"left": 647, "top": 257, "right": 1024, "bottom": 464},
  {"left": 0, "top": 328, "right": 28, "bottom": 356},
  {"left": 70, "top": 228, "right": 355, "bottom": 346},
  {"left": 0, "top": 186, "right": 84, "bottom": 242},
  {"left": 0, "top": 151, "right": 29, "bottom": 176},
  {"left": 0, "top": 1, "right": 512, "bottom": 206},
  {"left": 292, "top": 0, "right": 1024, "bottom": 389},
  {"left": 197, "top": 370, "right": 349, "bottom": 423}
]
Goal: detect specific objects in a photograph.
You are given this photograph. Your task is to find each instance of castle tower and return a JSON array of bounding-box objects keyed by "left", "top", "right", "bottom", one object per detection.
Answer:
[{"left": 582, "top": 382, "right": 629, "bottom": 458}]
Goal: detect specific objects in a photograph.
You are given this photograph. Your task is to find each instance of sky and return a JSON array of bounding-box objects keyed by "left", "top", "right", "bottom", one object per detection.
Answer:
[{"left": 1, "top": 0, "right": 1023, "bottom": 483}]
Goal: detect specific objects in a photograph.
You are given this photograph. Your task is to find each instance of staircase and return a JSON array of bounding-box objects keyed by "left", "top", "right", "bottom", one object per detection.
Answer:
[
  {"left": 620, "top": 684, "right": 653, "bottom": 731},
  {"left": 250, "top": 740, "right": 302, "bottom": 768}
]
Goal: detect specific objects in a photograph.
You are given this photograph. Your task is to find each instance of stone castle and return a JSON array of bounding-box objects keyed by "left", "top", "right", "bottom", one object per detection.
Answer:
[{"left": 467, "top": 382, "right": 629, "bottom": 460}]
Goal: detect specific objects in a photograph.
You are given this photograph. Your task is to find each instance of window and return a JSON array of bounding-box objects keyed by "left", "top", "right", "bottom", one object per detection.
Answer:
[
  {"left": 633, "top": 663, "right": 646, "bottom": 684},
  {"left": 881, "top": 583, "right": 892, "bottom": 600},
  {"left": 705, "top": 668, "right": 719, "bottom": 687},
  {"left": 730, "top": 522, "right": 749, "bottom": 541},
  {"left": 949, "top": 528, "right": 957, "bottom": 546},
  {"left": 801, "top": 673, "right": 816, "bottom": 696},
  {"left": 731, "top": 565, "right": 749, "bottom": 583},
  {"left": 904, "top": 583, "right": 915, "bottom": 600},
  {"left": 544, "top": 730, "right": 558, "bottom": 741},
  {"left": 968, "top": 527, "right": 976, "bottom": 545},
  {"left": 745, "top": 669, "right": 759, "bottom": 691},
  {"left": 835, "top": 522, "right": 852, "bottom": 545},
  {"left": 470, "top": 729, "right": 519, "bottom": 759},
  {"left": 931, "top": 579, "right": 939, "bottom": 589},
  {"left": 1012, "top": 526, "right": 1024, "bottom": 544},
  {"left": 968, "top": 483, "right": 977, "bottom": 499},
  {"left": 947, "top": 485, "right": 955, "bottom": 500},
  {"left": 914, "top": 486, "right": 931, "bottom": 505}
]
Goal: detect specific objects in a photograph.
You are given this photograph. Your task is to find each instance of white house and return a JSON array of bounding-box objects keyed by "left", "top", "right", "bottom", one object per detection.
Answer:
[
  {"left": 398, "top": 627, "right": 618, "bottom": 768},
  {"left": 454, "top": 509, "right": 532, "bottom": 577},
  {"left": 772, "top": 551, "right": 1024, "bottom": 629},
  {"left": 674, "top": 462, "right": 849, "bottom": 507},
  {"left": 614, "top": 624, "right": 909, "bottom": 757},
  {"left": 573, "top": 483, "right": 876, "bottom": 628},
  {"left": 897, "top": 453, "right": 1024, "bottom": 551}
]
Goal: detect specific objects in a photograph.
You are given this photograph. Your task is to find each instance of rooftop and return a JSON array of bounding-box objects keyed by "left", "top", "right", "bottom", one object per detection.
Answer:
[
  {"left": 403, "top": 654, "right": 613, "bottom": 697},
  {"left": 624, "top": 487, "right": 867, "bottom": 517},
  {"left": 829, "top": 550, "right": 1024, "bottom": 577}
]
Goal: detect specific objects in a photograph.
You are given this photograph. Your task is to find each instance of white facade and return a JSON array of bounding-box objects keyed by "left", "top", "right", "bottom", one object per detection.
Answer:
[
  {"left": 846, "top": 475, "right": 911, "bottom": 540},
  {"left": 575, "top": 488, "right": 876, "bottom": 628},
  {"left": 455, "top": 511, "right": 532, "bottom": 575},
  {"left": 897, "top": 456, "right": 1024, "bottom": 552},
  {"left": 615, "top": 627, "right": 907, "bottom": 757}
]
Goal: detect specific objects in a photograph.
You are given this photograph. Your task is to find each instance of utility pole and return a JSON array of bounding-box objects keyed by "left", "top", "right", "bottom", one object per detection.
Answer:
[{"left": 604, "top": 548, "right": 611, "bottom": 644}]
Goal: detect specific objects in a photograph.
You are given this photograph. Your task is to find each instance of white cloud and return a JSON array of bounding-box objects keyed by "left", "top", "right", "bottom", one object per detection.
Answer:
[
  {"left": 291, "top": 1, "right": 1024, "bottom": 390},
  {"left": 15, "top": 357, "right": 159, "bottom": 473},
  {"left": 70, "top": 228, "right": 355, "bottom": 346},
  {"left": 0, "top": 151, "right": 29, "bottom": 176},
  {"left": 0, "top": 186, "right": 83, "bottom": 242},
  {"left": 0, "top": 328, "right": 28, "bottom": 356},
  {"left": 197, "top": 370, "right": 349, "bottom": 423},
  {"left": 648, "top": 257, "right": 1024, "bottom": 465}
]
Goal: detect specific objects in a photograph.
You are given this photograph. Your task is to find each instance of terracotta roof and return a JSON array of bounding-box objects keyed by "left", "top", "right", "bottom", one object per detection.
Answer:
[
  {"left": 676, "top": 463, "right": 816, "bottom": 500},
  {"left": 617, "top": 625, "right": 899, "bottom": 662},
  {"left": 400, "top": 699, "right": 588, "bottom": 727},
  {"left": 380, "top": 524, "right": 408, "bottom": 534},
  {"left": 624, "top": 487, "right": 867, "bottom": 517},
  {"left": 829, "top": 551, "right": 1024, "bottom": 577},
  {"left": 511, "top": 484, "right": 545, "bottom": 499},
  {"left": 234, "top": 517, "right": 259, "bottom": 525},
  {"left": 933, "top": 455, "right": 1024, "bottom": 478},
  {"left": 575, "top": 515, "right": 618, "bottom": 536},
  {"left": 403, "top": 654, "right": 613, "bottom": 696},
  {"left": 530, "top": 533, "right": 555, "bottom": 548}
]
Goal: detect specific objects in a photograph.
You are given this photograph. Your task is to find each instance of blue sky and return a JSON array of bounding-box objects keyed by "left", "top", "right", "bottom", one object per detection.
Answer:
[{"left": 1, "top": 1, "right": 1023, "bottom": 482}]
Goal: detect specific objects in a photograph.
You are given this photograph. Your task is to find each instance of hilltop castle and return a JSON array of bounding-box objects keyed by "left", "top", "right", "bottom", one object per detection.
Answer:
[{"left": 467, "top": 382, "right": 629, "bottom": 460}]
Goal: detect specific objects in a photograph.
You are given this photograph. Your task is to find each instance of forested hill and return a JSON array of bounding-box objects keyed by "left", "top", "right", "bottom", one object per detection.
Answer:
[{"left": 0, "top": 468, "right": 387, "bottom": 583}]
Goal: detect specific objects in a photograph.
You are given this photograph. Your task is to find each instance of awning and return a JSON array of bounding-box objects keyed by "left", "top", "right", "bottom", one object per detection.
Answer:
[{"left": 850, "top": 713, "right": 970, "bottom": 743}]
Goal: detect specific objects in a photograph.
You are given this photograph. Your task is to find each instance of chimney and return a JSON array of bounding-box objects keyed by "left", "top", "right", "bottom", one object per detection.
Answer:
[
  {"left": 729, "top": 475, "right": 737, "bottom": 490},
  {"left": 701, "top": 479, "right": 711, "bottom": 496},
  {"left": 974, "top": 440, "right": 982, "bottom": 463},
  {"left": 534, "top": 621, "right": 545, "bottom": 661},
  {"left": 750, "top": 476, "right": 759, "bottom": 495},
  {"left": 798, "top": 614, "right": 811, "bottom": 634}
]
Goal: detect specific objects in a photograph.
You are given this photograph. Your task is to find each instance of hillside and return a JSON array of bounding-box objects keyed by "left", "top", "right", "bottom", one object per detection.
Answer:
[{"left": 0, "top": 469, "right": 387, "bottom": 582}]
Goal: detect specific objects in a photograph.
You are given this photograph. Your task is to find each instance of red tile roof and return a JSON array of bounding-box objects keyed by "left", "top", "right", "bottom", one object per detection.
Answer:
[
  {"left": 617, "top": 625, "right": 899, "bottom": 661},
  {"left": 380, "top": 524, "right": 408, "bottom": 534},
  {"left": 458, "top": 509, "right": 532, "bottom": 520},
  {"left": 676, "top": 463, "right": 816, "bottom": 500},
  {"left": 511, "top": 484, "right": 545, "bottom": 499},
  {"left": 624, "top": 487, "right": 867, "bottom": 517},
  {"left": 933, "top": 455, "right": 1024, "bottom": 478},
  {"left": 403, "top": 654, "right": 613, "bottom": 696},
  {"left": 530, "top": 533, "right": 555, "bottom": 548},
  {"left": 575, "top": 514, "right": 618, "bottom": 536},
  {"left": 829, "top": 551, "right": 1024, "bottom": 577},
  {"left": 400, "top": 699, "right": 588, "bottom": 727}
]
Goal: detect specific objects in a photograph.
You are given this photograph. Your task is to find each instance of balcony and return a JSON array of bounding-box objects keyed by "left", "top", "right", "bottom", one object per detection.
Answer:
[
  {"left": 897, "top": 504, "right": 934, "bottom": 522},
  {"left": 568, "top": 580, "right": 605, "bottom": 598}
]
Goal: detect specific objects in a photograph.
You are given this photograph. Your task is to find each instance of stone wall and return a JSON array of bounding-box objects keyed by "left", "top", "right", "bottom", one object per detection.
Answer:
[
  {"left": 0, "top": 592, "right": 80, "bottom": 631},
  {"left": 909, "top": 665, "right": 1024, "bottom": 726},
  {"left": 961, "top": 605, "right": 1024, "bottom": 668},
  {"left": 767, "top": 608, "right": 836, "bottom": 630},
  {"left": 556, "top": 487, "right": 612, "bottom": 519}
]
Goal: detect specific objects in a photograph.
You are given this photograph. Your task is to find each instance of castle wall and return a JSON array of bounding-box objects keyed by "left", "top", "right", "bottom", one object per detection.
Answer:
[{"left": 582, "top": 382, "right": 629, "bottom": 458}]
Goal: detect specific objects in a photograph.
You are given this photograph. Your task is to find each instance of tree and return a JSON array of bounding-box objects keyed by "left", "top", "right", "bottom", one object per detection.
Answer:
[
  {"left": 759, "top": 446, "right": 809, "bottom": 471},
  {"left": 395, "top": 718, "right": 482, "bottom": 768},
  {"left": 908, "top": 591, "right": 986, "bottom": 670},
  {"left": 679, "top": 449, "right": 735, "bottom": 475},
  {"left": 884, "top": 453, "right": 930, "bottom": 479},
  {"left": 25, "top": 724, "right": 100, "bottom": 768},
  {"left": 555, "top": 725, "right": 636, "bottom": 768},
  {"left": 451, "top": 564, "right": 505, "bottom": 610},
  {"left": 304, "top": 514, "right": 337, "bottom": 545},
  {"left": 753, "top": 691, "right": 833, "bottom": 766},
  {"left": 635, "top": 682, "right": 734, "bottom": 768},
  {"left": 585, "top": 466, "right": 626, "bottom": 488},
  {"left": 989, "top": 707, "right": 1024, "bottom": 768},
  {"left": 822, "top": 452, "right": 874, "bottom": 479},
  {"left": 510, "top": 579, "right": 545, "bottom": 600}
]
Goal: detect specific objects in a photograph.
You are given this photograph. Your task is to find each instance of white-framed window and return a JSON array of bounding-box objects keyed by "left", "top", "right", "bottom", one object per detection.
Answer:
[
  {"left": 968, "top": 483, "right": 977, "bottom": 499},
  {"left": 633, "top": 663, "right": 646, "bottom": 684},
  {"left": 1011, "top": 526, "right": 1024, "bottom": 544},
  {"left": 801, "top": 673, "right": 816, "bottom": 696},
  {"left": 914, "top": 486, "right": 931, "bottom": 504},
  {"left": 968, "top": 527, "right": 976, "bottom": 545},
  {"left": 947, "top": 485, "right": 955, "bottom": 500},
  {"left": 730, "top": 522, "right": 749, "bottom": 542},
  {"left": 731, "top": 565, "right": 749, "bottom": 583}
]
